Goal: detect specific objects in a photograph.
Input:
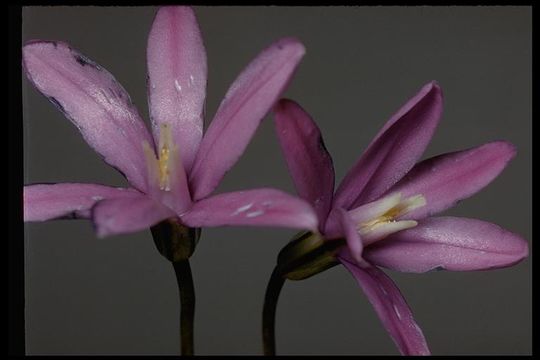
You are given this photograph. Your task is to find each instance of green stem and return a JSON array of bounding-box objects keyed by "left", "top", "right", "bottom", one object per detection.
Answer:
[
  {"left": 172, "top": 260, "right": 195, "bottom": 356},
  {"left": 262, "top": 267, "right": 285, "bottom": 356}
]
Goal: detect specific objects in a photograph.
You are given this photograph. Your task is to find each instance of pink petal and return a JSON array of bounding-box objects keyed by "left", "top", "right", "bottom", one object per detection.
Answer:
[
  {"left": 23, "top": 41, "right": 154, "bottom": 192},
  {"left": 180, "top": 188, "right": 318, "bottom": 231},
  {"left": 142, "top": 134, "right": 192, "bottom": 215},
  {"left": 92, "top": 192, "right": 175, "bottom": 237},
  {"left": 387, "top": 141, "right": 517, "bottom": 221},
  {"left": 274, "top": 99, "right": 335, "bottom": 228},
  {"left": 339, "top": 255, "right": 430, "bottom": 356},
  {"left": 147, "top": 6, "right": 207, "bottom": 171},
  {"left": 24, "top": 183, "right": 140, "bottom": 221},
  {"left": 333, "top": 82, "right": 443, "bottom": 210},
  {"left": 335, "top": 208, "right": 365, "bottom": 265},
  {"left": 189, "top": 38, "right": 306, "bottom": 200},
  {"left": 364, "top": 216, "right": 529, "bottom": 273}
]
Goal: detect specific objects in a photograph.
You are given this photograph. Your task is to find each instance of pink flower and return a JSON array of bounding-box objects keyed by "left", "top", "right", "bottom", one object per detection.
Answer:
[
  {"left": 273, "top": 82, "right": 528, "bottom": 355},
  {"left": 23, "top": 6, "right": 318, "bottom": 238}
]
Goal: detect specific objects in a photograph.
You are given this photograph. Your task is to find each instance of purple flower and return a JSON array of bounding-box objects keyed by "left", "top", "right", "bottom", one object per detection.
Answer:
[
  {"left": 23, "top": 6, "right": 318, "bottom": 237},
  {"left": 273, "top": 82, "right": 528, "bottom": 355}
]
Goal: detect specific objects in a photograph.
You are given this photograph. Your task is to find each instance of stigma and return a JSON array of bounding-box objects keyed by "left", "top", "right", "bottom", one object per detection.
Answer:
[
  {"left": 142, "top": 123, "right": 178, "bottom": 191},
  {"left": 349, "top": 192, "right": 426, "bottom": 245}
]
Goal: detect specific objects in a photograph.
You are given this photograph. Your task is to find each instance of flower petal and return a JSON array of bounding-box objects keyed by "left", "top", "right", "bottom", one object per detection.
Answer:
[
  {"left": 274, "top": 99, "right": 335, "bottom": 228},
  {"left": 338, "top": 255, "right": 430, "bottom": 356},
  {"left": 23, "top": 41, "right": 153, "bottom": 192},
  {"left": 180, "top": 188, "right": 318, "bottom": 231},
  {"left": 335, "top": 208, "right": 365, "bottom": 265},
  {"left": 147, "top": 6, "right": 207, "bottom": 171},
  {"left": 23, "top": 183, "right": 140, "bottom": 222},
  {"left": 92, "top": 193, "right": 175, "bottom": 237},
  {"left": 334, "top": 82, "right": 443, "bottom": 210},
  {"left": 364, "top": 216, "right": 529, "bottom": 273},
  {"left": 189, "top": 38, "right": 306, "bottom": 200},
  {"left": 387, "top": 141, "right": 517, "bottom": 221}
]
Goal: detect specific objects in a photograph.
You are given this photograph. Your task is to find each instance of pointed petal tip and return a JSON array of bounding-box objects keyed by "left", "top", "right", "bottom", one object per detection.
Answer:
[
  {"left": 22, "top": 40, "right": 63, "bottom": 74},
  {"left": 155, "top": 5, "right": 195, "bottom": 19},
  {"left": 491, "top": 140, "right": 518, "bottom": 160},
  {"left": 93, "top": 222, "right": 108, "bottom": 239},
  {"left": 274, "top": 97, "right": 301, "bottom": 112},
  {"left": 274, "top": 36, "right": 306, "bottom": 56},
  {"left": 427, "top": 80, "right": 443, "bottom": 98},
  {"left": 515, "top": 235, "right": 529, "bottom": 261}
]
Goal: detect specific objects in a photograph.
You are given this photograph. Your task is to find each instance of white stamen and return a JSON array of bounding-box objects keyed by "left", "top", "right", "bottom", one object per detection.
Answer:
[
  {"left": 349, "top": 192, "right": 403, "bottom": 224},
  {"left": 91, "top": 196, "right": 104, "bottom": 201},
  {"left": 360, "top": 220, "right": 418, "bottom": 245},
  {"left": 352, "top": 193, "right": 426, "bottom": 245}
]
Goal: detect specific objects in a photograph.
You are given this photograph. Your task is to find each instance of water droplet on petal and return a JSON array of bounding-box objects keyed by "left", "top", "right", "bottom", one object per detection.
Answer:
[
  {"left": 231, "top": 203, "right": 253, "bottom": 216},
  {"left": 246, "top": 210, "right": 265, "bottom": 218},
  {"left": 393, "top": 303, "right": 403, "bottom": 320},
  {"left": 174, "top": 79, "right": 182, "bottom": 92}
]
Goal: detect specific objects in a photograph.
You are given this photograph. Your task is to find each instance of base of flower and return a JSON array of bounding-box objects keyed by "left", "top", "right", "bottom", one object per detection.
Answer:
[
  {"left": 276, "top": 231, "right": 344, "bottom": 280},
  {"left": 151, "top": 218, "right": 201, "bottom": 262}
]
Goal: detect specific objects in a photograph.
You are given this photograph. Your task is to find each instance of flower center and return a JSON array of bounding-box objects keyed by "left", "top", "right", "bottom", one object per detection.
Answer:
[
  {"left": 142, "top": 123, "right": 178, "bottom": 191},
  {"left": 349, "top": 192, "right": 426, "bottom": 245}
]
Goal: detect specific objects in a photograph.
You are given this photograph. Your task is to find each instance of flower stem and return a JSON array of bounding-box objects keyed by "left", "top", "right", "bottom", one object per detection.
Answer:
[
  {"left": 262, "top": 266, "right": 285, "bottom": 356},
  {"left": 172, "top": 259, "right": 195, "bottom": 356}
]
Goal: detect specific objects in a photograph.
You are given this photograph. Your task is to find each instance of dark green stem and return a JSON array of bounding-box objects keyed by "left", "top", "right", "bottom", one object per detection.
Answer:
[
  {"left": 172, "top": 260, "right": 195, "bottom": 356},
  {"left": 262, "top": 267, "right": 285, "bottom": 356}
]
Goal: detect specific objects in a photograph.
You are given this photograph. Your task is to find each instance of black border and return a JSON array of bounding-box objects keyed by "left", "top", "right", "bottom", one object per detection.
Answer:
[{"left": 9, "top": 3, "right": 25, "bottom": 357}]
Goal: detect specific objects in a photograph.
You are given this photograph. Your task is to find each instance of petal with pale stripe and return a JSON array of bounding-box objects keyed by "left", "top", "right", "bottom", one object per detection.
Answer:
[
  {"left": 387, "top": 141, "right": 516, "bottom": 221},
  {"left": 181, "top": 188, "right": 318, "bottom": 231},
  {"left": 147, "top": 6, "right": 207, "bottom": 171},
  {"left": 364, "top": 216, "right": 529, "bottom": 273},
  {"left": 23, "top": 41, "right": 153, "bottom": 191},
  {"left": 334, "top": 82, "right": 442, "bottom": 210},
  {"left": 92, "top": 192, "right": 175, "bottom": 237},
  {"left": 190, "top": 38, "right": 305, "bottom": 200},
  {"left": 274, "top": 99, "right": 335, "bottom": 228},
  {"left": 339, "top": 255, "right": 430, "bottom": 356}
]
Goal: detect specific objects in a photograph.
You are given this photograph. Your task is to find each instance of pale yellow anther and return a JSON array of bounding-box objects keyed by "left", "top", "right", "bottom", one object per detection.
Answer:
[
  {"left": 142, "top": 123, "right": 179, "bottom": 192},
  {"left": 158, "top": 123, "right": 176, "bottom": 191}
]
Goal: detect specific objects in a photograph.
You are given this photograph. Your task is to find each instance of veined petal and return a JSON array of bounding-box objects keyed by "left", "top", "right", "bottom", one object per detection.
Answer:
[
  {"left": 274, "top": 99, "right": 335, "bottom": 228},
  {"left": 364, "top": 216, "right": 529, "bottom": 273},
  {"left": 147, "top": 6, "right": 207, "bottom": 171},
  {"left": 92, "top": 193, "right": 175, "bottom": 237},
  {"left": 24, "top": 183, "right": 140, "bottom": 221},
  {"left": 338, "top": 255, "right": 430, "bottom": 356},
  {"left": 189, "top": 38, "right": 306, "bottom": 200},
  {"left": 334, "top": 82, "right": 442, "bottom": 210},
  {"left": 23, "top": 41, "right": 153, "bottom": 192},
  {"left": 387, "top": 141, "right": 517, "bottom": 221},
  {"left": 180, "top": 188, "right": 318, "bottom": 231}
]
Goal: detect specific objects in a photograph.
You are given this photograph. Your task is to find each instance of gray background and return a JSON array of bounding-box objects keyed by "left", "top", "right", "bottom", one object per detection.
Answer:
[{"left": 22, "top": 6, "right": 531, "bottom": 355}]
